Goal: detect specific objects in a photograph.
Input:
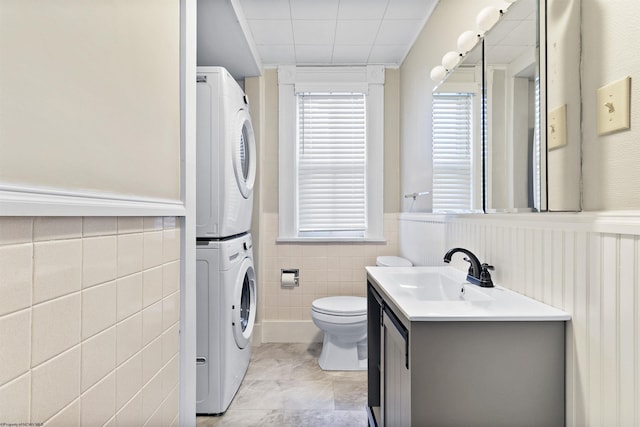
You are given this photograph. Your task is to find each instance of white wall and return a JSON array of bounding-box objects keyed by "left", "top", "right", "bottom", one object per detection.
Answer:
[{"left": 581, "top": 0, "right": 640, "bottom": 210}]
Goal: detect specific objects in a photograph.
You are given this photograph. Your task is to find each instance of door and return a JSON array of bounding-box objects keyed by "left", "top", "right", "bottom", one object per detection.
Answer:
[
  {"left": 382, "top": 308, "right": 411, "bottom": 427},
  {"left": 231, "top": 257, "right": 256, "bottom": 349},
  {"left": 233, "top": 109, "right": 256, "bottom": 199}
]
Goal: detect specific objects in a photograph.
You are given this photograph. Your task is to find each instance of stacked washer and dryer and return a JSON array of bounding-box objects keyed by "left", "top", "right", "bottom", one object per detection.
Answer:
[{"left": 195, "top": 67, "right": 257, "bottom": 415}]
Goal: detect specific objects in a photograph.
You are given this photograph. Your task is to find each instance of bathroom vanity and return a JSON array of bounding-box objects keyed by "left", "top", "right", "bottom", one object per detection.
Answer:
[{"left": 366, "top": 266, "right": 570, "bottom": 427}]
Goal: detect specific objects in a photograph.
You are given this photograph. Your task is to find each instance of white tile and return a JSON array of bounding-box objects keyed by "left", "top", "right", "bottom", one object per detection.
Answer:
[
  {"left": 82, "top": 280, "right": 117, "bottom": 340},
  {"left": 290, "top": 0, "right": 338, "bottom": 19},
  {"left": 83, "top": 217, "right": 117, "bottom": 237},
  {"left": 247, "top": 20, "right": 294, "bottom": 45},
  {"left": 0, "top": 243, "right": 32, "bottom": 316},
  {"left": 162, "top": 229, "right": 180, "bottom": 263},
  {"left": 295, "top": 45, "right": 333, "bottom": 64},
  {"left": 104, "top": 415, "right": 117, "bottom": 427},
  {"left": 118, "top": 233, "right": 144, "bottom": 278},
  {"left": 368, "top": 44, "right": 406, "bottom": 64},
  {"left": 162, "top": 261, "right": 180, "bottom": 298},
  {"left": 292, "top": 20, "right": 336, "bottom": 45},
  {"left": 161, "top": 355, "right": 179, "bottom": 397},
  {"left": 162, "top": 292, "right": 180, "bottom": 330},
  {"left": 83, "top": 235, "right": 117, "bottom": 288},
  {"left": 240, "top": 0, "right": 290, "bottom": 20},
  {"left": 143, "top": 267, "right": 163, "bottom": 308},
  {"left": 117, "top": 273, "right": 143, "bottom": 321},
  {"left": 161, "top": 385, "right": 179, "bottom": 427},
  {"left": 0, "top": 309, "right": 30, "bottom": 386},
  {"left": 142, "top": 301, "right": 163, "bottom": 347},
  {"left": 80, "top": 372, "right": 116, "bottom": 427},
  {"left": 0, "top": 217, "right": 32, "bottom": 246},
  {"left": 161, "top": 324, "right": 180, "bottom": 365},
  {"left": 31, "top": 346, "right": 81, "bottom": 423},
  {"left": 0, "top": 371, "right": 29, "bottom": 423},
  {"left": 143, "top": 217, "right": 164, "bottom": 232},
  {"left": 162, "top": 217, "right": 177, "bottom": 230},
  {"left": 142, "top": 338, "right": 163, "bottom": 385},
  {"left": 116, "top": 391, "right": 142, "bottom": 427},
  {"left": 338, "top": 0, "right": 387, "bottom": 20},
  {"left": 81, "top": 326, "right": 116, "bottom": 392},
  {"left": 43, "top": 398, "right": 80, "bottom": 427},
  {"left": 116, "top": 352, "right": 142, "bottom": 411},
  {"left": 32, "top": 293, "right": 81, "bottom": 367},
  {"left": 117, "top": 217, "right": 143, "bottom": 234},
  {"left": 144, "top": 405, "right": 163, "bottom": 427},
  {"left": 375, "top": 19, "right": 421, "bottom": 45},
  {"left": 33, "top": 239, "right": 82, "bottom": 303},
  {"left": 34, "top": 217, "right": 82, "bottom": 241},
  {"left": 334, "top": 20, "right": 380, "bottom": 45},
  {"left": 141, "top": 371, "right": 163, "bottom": 423},
  {"left": 143, "top": 231, "right": 164, "bottom": 270},
  {"left": 116, "top": 312, "right": 142, "bottom": 365},
  {"left": 384, "top": 0, "right": 437, "bottom": 19}
]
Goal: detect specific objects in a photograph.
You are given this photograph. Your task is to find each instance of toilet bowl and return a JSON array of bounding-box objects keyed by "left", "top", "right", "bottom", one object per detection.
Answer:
[
  {"left": 376, "top": 255, "right": 412, "bottom": 267},
  {"left": 311, "top": 296, "right": 367, "bottom": 371}
]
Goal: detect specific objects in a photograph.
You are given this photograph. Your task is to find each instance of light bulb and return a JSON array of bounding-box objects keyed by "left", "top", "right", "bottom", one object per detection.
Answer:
[
  {"left": 476, "top": 6, "right": 501, "bottom": 32},
  {"left": 430, "top": 65, "right": 446, "bottom": 82},
  {"left": 442, "top": 51, "right": 461, "bottom": 71},
  {"left": 457, "top": 30, "right": 479, "bottom": 54}
]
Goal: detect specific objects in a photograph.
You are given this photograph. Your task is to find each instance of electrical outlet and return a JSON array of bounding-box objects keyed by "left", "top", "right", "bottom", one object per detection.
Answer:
[
  {"left": 597, "top": 76, "right": 631, "bottom": 135},
  {"left": 548, "top": 104, "right": 567, "bottom": 150}
]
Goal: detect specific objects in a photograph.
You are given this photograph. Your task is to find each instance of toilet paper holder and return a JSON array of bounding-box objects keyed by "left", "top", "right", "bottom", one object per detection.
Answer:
[{"left": 281, "top": 269, "right": 299, "bottom": 288}]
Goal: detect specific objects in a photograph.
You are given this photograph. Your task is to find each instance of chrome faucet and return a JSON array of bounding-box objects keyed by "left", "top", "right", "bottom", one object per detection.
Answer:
[{"left": 443, "top": 248, "right": 494, "bottom": 288}]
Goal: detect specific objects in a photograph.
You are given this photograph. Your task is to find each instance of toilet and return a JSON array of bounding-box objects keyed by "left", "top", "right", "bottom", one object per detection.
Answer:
[{"left": 311, "top": 255, "right": 412, "bottom": 371}]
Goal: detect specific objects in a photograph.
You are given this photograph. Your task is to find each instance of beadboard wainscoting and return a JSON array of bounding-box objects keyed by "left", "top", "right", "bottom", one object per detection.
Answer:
[
  {"left": 398, "top": 212, "right": 640, "bottom": 427},
  {"left": 0, "top": 216, "right": 181, "bottom": 426}
]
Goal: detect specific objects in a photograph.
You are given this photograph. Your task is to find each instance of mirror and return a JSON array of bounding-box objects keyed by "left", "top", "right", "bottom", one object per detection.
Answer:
[{"left": 433, "top": 0, "right": 582, "bottom": 213}]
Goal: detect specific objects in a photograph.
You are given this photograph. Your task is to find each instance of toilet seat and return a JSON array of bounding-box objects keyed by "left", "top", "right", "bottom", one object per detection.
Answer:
[
  {"left": 376, "top": 256, "right": 412, "bottom": 267},
  {"left": 311, "top": 296, "right": 366, "bottom": 316}
]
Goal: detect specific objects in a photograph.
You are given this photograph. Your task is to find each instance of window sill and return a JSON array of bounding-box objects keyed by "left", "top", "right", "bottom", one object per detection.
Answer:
[{"left": 276, "top": 236, "right": 387, "bottom": 244}]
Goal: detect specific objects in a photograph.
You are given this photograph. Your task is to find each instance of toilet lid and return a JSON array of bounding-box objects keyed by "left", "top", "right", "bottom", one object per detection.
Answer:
[
  {"left": 376, "top": 256, "right": 412, "bottom": 267},
  {"left": 312, "top": 296, "right": 367, "bottom": 316}
]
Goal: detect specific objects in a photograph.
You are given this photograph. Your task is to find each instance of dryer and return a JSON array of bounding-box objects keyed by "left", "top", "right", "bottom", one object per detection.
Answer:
[
  {"left": 195, "top": 233, "right": 257, "bottom": 415},
  {"left": 196, "top": 66, "right": 256, "bottom": 238}
]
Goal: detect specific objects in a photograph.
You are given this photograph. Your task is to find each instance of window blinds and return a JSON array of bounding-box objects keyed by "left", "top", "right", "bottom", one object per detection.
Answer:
[
  {"left": 432, "top": 93, "right": 474, "bottom": 211},
  {"left": 297, "top": 93, "right": 367, "bottom": 235}
]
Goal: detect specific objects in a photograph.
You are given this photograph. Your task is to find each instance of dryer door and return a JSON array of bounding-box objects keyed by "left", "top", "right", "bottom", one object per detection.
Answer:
[
  {"left": 233, "top": 109, "right": 257, "bottom": 199},
  {"left": 232, "top": 257, "right": 256, "bottom": 349}
]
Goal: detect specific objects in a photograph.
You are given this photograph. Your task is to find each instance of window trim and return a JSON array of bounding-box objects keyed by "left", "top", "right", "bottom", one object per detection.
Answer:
[{"left": 277, "top": 66, "right": 385, "bottom": 242}]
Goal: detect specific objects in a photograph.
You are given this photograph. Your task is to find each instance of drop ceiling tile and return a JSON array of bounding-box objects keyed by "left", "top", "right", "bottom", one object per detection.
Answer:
[
  {"left": 335, "top": 21, "right": 380, "bottom": 45},
  {"left": 337, "top": 0, "right": 388, "bottom": 20},
  {"left": 368, "top": 44, "right": 405, "bottom": 64},
  {"left": 295, "top": 45, "right": 334, "bottom": 64},
  {"left": 247, "top": 20, "right": 294, "bottom": 45},
  {"left": 292, "top": 20, "right": 336, "bottom": 45},
  {"left": 332, "top": 45, "right": 372, "bottom": 64},
  {"left": 375, "top": 20, "right": 421, "bottom": 45},
  {"left": 290, "top": 0, "right": 339, "bottom": 20},
  {"left": 384, "top": 0, "right": 437, "bottom": 19},
  {"left": 239, "top": 0, "right": 290, "bottom": 20},
  {"left": 257, "top": 45, "right": 296, "bottom": 66}
]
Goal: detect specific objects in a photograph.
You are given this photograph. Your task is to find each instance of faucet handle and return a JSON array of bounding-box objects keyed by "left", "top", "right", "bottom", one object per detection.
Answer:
[
  {"left": 479, "top": 263, "right": 494, "bottom": 287},
  {"left": 481, "top": 263, "right": 494, "bottom": 271}
]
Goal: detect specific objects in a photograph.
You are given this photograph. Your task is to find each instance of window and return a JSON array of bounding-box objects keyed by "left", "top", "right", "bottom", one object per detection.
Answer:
[
  {"left": 432, "top": 92, "right": 475, "bottom": 212},
  {"left": 278, "top": 66, "right": 384, "bottom": 241}
]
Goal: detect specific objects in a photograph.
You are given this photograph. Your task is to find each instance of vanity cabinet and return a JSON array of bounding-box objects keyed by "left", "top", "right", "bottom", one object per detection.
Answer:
[{"left": 367, "top": 280, "right": 566, "bottom": 427}]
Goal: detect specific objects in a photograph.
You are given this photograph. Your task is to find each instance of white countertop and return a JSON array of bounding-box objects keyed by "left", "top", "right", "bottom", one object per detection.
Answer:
[{"left": 366, "top": 266, "right": 571, "bottom": 322}]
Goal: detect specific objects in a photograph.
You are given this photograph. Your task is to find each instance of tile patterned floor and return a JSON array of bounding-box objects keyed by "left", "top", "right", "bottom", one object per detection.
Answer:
[{"left": 196, "top": 343, "right": 369, "bottom": 427}]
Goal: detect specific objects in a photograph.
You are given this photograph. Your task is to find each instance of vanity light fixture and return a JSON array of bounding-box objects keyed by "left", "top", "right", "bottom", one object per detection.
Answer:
[
  {"left": 476, "top": 6, "right": 502, "bottom": 33},
  {"left": 442, "top": 50, "right": 461, "bottom": 71},
  {"left": 430, "top": 65, "right": 447, "bottom": 82},
  {"left": 457, "top": 30, "right": 480, "bottom": 54}
]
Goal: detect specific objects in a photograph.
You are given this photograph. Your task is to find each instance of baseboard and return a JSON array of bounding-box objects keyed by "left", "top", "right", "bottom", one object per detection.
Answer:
[{"left": 260, "top": 320, "right": 323, "bottom": 343}]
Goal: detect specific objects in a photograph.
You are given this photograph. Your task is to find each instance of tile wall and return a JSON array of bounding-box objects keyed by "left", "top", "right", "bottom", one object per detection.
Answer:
[
  {"left": 0, "top": 216, "right": 181, "bottom": 426},
  {"left": 260, "top": 213, "right": 399, "bottom": 321}
]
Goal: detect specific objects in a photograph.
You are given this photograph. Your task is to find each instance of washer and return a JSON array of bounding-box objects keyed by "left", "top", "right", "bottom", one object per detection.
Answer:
[
  {"left": 196, "top": 66, "right": 257, "bottom": 238},
  {"left": 195, "top": 233, "right": 257, "bottom": 415}
]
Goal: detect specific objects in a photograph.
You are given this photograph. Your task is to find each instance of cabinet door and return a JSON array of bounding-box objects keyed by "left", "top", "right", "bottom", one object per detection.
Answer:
[{"left": 382, "top": 310, "right": 411, "bottom": 427}]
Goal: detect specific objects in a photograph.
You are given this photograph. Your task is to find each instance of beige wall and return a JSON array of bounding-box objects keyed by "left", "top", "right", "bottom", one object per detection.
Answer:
[
  {"left": 0, "top": 0, "right": 181, "bottom": 200},
  {"left": 0, "top": 217, "right": 181, "bottom": 425},
  {"left": 581, "top": 0, "right": 640, "bottom": 210}
]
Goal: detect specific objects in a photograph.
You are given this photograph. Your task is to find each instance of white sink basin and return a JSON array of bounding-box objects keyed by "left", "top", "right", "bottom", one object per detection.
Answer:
[
  {"left": 392, "top": 271, "right": 493, "bottom": 302},
  {"left": 366, "top": 266, "right": 571, "bottom": 321}
]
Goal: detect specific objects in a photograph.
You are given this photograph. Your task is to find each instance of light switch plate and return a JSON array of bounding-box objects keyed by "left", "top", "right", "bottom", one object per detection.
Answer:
[
  {"left": 597, "top": 76, "right": 631, "bottom": 135},
  {"left": 548, "top": 104, "right": 567, "bottom": 150}
]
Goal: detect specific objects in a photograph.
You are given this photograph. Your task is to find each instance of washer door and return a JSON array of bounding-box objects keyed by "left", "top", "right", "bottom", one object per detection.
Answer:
[
  {"left": 233, "top": 109, "right": 257, "bottom": 199},
  {"left": 232, "top": 258, "right": 256, "bottom": 349}
]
